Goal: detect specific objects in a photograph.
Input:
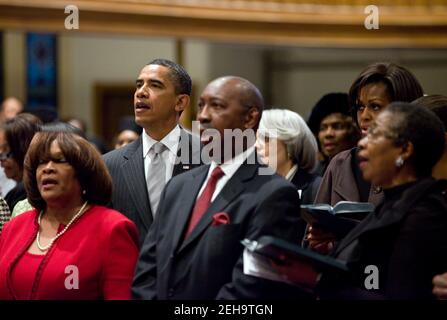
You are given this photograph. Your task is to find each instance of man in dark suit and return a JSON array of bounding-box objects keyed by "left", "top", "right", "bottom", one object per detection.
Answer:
[
  {"left": 132, "top": 76, "right": 303, "bottom": 300},
  {"left": 104, "top": 59, "right": 201, "bottom": 243}
]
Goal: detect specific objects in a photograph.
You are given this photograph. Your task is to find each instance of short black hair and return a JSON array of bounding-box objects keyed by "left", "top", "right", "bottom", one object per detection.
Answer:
[
  {"left": 307, "top": 93, "right": 351, "bottom": 136},
  {"left": 2, "top": 113, "right": 42, "bottom": 172},
  {"left": 349, "top": 62, "right": 424, "bottom": 124},
  {"left": 385, "top": 102, "right": 445, "bottom": 177},
  {"left": 412, "top": 95, "right": 447, "bottom": 132},
  {"left": 147, "top": 58, "right": 192, "bottom": 96}
]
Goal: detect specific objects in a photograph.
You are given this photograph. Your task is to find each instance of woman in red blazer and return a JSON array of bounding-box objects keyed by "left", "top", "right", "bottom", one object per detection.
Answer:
[{"left": 0, "top": 131, "right": 139, "bottom": 300}]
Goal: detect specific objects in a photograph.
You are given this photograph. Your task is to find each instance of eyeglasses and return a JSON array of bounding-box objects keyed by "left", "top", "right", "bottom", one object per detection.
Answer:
[
  {"left": 0, "top": 151, "right": 13, "bottom": 161},
  {"left": 366, "top": 125, "right": 398, "bottom": 141}
]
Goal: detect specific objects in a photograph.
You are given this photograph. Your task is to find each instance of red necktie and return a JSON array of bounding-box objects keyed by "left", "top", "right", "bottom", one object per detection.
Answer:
[{"left": 184, "top": 166, "right": 224, "bottom": 239}]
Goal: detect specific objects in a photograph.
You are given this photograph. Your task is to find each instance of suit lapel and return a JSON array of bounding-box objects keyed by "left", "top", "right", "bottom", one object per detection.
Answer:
[
  {"left": 178, "top": 161, "right": 258, "bottom": 253},
  {"left": 122, "top": 138, "right": 153, "bottom": 228},
  {"left": 333, "top": 151, "right": 360, "bottom": 202},
  {"left": 172, "top": 165, "right": 210, "bottom": 253},
  {"left": 172, "top": 129, "right": 202, "bottom": 176}
]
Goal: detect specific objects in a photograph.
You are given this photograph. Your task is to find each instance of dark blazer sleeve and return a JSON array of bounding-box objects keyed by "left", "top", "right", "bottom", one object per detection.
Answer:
[
  {"left": 301, "top": 176, "right": 322, "bottom": 205},
  {"left": 131, "top": 179, "right": 171, "bottom": 300},
  {"left": 131, "top": 220, "right": 158, "bottom": 300},
  {"left": 386, "top": 197, "right": 447, "bottom": 299},
  {"left": 215, "top": 183, "right": 305, "bottom": 300},
  {"left": 318, "top": 183, "right": 447, "bottom": 300},
  {"left": 103, "top": 149, "right": 122, "bottom": 209}
]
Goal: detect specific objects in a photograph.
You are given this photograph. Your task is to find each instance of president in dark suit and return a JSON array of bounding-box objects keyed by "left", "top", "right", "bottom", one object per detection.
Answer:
[
  {"left": 104, "top": 59, "right": 201, "bottom": 243},
  {"left": 132, "top": 76, "right": 303, "bottom": 300}
]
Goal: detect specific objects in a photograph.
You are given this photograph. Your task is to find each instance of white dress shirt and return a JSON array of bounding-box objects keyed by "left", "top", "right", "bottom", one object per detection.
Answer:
[
  {"left": 285, "top": 164, "right": 301, "bottom": 198},
  {"left": 142, "top": 125, "right": 181, "bottom": 186},
  {"left": 197, "top": 146, "right": 256, "bottom": 202},
  {"left": 285, "top": 164, "right": 298, "bottom": 182}
]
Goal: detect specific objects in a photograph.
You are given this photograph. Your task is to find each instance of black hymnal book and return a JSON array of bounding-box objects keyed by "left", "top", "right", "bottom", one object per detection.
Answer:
[
  {"left": 243, "top": 236, "right": 348, "bottom": 274},
  {"left": 301, "top": 201, "right": 374, "bottom": 238}
]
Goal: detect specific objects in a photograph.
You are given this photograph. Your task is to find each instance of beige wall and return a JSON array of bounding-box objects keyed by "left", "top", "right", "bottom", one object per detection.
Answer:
[
  {"left": 208, "top": 43, "right": 265, "bottom": 92},
  {"left": 3, "top": 30, "right": 447, "bottom": 135},
  {"left": 3, "top": 30, "right": 25, "bottom": 102},
  {"left": 58, "top": 33, "right": 176, "bottom": 134},
  {"left": 269, "top": 48, "right": 447, "bottom": 120},
  {"left": 183, "top": 40, "right": 212, "bottom": 118},
  {"left": 184, "top": 41, "right": 265, "bottom": 119}
]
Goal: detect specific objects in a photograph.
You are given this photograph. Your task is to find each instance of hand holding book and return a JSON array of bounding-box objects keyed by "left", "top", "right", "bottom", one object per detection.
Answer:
[
  {"left": 306, "top": 225, "right": 335, "bottom": 255},
  {"left": 268, "top": 254, "right": 321, "bottom": 291},
  {"left": 301, "top": 201, "right": 374, "bottom": 239},
  {"left": 242, "top": 236, "right": 348, "bottom": 290}
]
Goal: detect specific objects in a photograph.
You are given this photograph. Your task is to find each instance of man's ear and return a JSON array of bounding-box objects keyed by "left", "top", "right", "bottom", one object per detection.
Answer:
[
  {"left": 244, "top": 107, "right": 261, "bottom": 130},
  {"left": 175, "top": 94, "right": 190, "bottom": 113}
]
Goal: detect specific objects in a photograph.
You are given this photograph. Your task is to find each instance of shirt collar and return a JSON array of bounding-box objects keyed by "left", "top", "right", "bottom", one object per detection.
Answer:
[
  {"left": 285, "top": 164, "right": 298, "bottom": 181},
  {"left": 142, "top": 125, "right": 181, "bottom": 158},
  {"left": 208, "top": 145, "right": 256, "bottom": 179}
]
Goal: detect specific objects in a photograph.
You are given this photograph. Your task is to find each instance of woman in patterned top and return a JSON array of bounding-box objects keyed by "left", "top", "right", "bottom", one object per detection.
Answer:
[{"left": 0, "top": 196, "right": 10, "bottom": 232}]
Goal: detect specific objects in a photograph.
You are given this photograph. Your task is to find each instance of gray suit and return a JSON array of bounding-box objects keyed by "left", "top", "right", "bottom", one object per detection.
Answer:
[{"left": 103, "top": 129, "right": 202, "bottom": 243}]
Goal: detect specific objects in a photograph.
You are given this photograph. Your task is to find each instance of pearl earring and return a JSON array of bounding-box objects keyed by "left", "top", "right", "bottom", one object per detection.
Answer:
[
  {"left": 82, "top": 190, "right": 86, "bottom": 195},
  {"left": 395, "top": 156, "right": 404, "bottom": 168}
]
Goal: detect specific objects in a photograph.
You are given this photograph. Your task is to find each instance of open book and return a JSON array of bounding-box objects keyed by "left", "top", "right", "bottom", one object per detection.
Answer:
[
  {"left": 301, "top": 201, "right": 374, "bottom": 238},
  {"left": 242, "top": 236, "right": 348, "bottom": 289}
]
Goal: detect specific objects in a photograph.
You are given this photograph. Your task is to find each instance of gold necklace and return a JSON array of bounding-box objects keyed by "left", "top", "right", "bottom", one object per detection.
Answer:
[{"left": 36, "top": 201, "right": 88, "bottom": 252}]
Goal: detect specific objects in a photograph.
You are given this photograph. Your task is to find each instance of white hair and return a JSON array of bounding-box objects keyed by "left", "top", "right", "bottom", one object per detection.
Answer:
[{"left": 258, "top": 108, "right": 318, "bottom": 172}]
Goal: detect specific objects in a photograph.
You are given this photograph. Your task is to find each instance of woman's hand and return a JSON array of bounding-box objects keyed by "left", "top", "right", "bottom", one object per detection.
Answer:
[
  {"left": 306, "top": 225, "right": 336, "bottom": 255},
  {"left": 433, "top": 273, "right": 447, "bottom": 299}
]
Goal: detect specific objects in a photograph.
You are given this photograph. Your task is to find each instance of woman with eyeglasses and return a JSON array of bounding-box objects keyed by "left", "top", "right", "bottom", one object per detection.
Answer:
[
  {"left": 273, "top": 103, "right": 447, "bottom": 299},
  {"left": 307, "top": 62, "right": 424, "bottom": 254},
  {"left": 0, "top": 131, "right": 139, "bottom": 299},
  {"left": 0, "top": 113, "right": 42, "bottom": 211}
]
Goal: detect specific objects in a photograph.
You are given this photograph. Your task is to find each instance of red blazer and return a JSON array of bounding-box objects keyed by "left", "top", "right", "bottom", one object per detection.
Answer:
[{"left": 0, "top": 205, "right": 139, "bottom": 300}]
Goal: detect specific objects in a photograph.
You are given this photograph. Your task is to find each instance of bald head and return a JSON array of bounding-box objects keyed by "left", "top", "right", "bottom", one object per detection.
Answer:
[
  {"left": 1, "top": 97, "right": 23, "bottom": 121},
  {"left": 198, "top": 76, "right": 264, "bottom": 161},
  {"left": 208, "top": 76, "right": 264, "bottom": 112}
]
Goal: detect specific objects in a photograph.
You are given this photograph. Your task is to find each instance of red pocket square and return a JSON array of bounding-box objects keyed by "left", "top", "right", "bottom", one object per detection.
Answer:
[{"left": 212, "top": 212, "right": 230, "bottom": 226}]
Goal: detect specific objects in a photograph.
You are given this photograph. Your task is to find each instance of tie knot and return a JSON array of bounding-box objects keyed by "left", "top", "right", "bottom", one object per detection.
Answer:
[
  {"left": 152, "top": 142, "right": 166, "bottom": 155},
  {"left": 210, "top": 166, "right": 224, "bottom": 181}
]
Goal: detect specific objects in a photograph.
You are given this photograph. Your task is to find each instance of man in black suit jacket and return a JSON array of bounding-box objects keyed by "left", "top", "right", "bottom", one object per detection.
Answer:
[
  {"left": 132, "top": 76, "right": 303, "bottom": 300},
  {"left": 104, "top": 59, "right": 201, "bottom": 242}
]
